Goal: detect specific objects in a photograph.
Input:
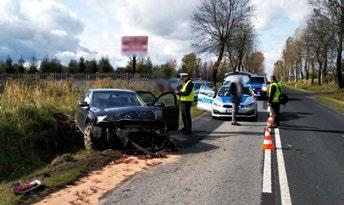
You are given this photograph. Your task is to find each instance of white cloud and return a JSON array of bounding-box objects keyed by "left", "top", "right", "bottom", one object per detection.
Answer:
[
  {"left": 252, "top": 0, "right": 310, "bottom": 74},
  {"left": 1, "top": 0, "right": 311, "bottom": 73},
  {"left": 253, "top": 0, "right": 309, "bottom": 31},
  {"left": 78, "top": 0, "right": 199, "bottom": 67},
  {"left": 0, "top": 0, "right": 89, "bottom": 61}
]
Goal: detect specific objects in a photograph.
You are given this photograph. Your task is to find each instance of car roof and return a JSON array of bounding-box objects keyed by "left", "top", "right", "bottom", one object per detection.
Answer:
[
  {"left": 220, "top": 84, "right": 251, "bottom": 89},
  {"left": 225, "top": 72, "right": 251, "bottom": 77},
  {"left": 89, "top": 88, "right": 135, "bottom": 93},
  {"left": 193, "top": 80, "right": 209, "bottom": 83}
]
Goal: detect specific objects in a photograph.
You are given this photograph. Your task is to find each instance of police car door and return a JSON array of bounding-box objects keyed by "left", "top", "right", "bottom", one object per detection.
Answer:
[{"left": 197, "top": 85, "right": 215, "bottom": 112}]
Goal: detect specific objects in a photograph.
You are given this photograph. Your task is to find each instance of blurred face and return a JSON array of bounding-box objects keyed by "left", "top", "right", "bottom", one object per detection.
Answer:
[{"left": 181, "top": 76, "right": 188, "bottom": 83}]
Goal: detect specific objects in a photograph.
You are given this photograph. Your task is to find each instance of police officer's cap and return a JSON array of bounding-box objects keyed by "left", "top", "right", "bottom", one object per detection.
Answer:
[{"left": 179, "top": 73, "right": 189, "bottom": 77}]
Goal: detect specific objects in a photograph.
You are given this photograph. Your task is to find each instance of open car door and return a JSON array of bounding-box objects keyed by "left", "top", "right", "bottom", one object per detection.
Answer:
[
  {"left": 197, "top": 85, "right": 215, "bottom": 112},
  {"left": 154, "top": 92, "right": 179, "bottom": 130},
  {"left": 136, "top": 91, "right": 179, "bottom": 130},
  {"left": 136, "top": 91, "right": 157, "bottom": 106}
]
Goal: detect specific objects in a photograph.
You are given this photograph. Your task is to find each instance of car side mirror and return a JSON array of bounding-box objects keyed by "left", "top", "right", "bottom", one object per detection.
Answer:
[
  {"left": 267, "top": 81, "right": 271, "bottom": 85},
  {"left": 154, "top": 102, "right": 165, "bottom": 108},
  {"left": 78, "top": 101, "right": 89, "bottom": 107}
]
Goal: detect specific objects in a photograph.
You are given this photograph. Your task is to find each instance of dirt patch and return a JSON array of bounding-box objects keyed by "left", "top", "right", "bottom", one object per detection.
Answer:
[{"left": 32, "top": 155, "right": 180, "bottom": 205}]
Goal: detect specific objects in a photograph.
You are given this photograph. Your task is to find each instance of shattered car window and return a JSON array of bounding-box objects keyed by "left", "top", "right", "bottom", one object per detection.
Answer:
[{"left": 91, "top": 91, "right": 145, "bottom": 109}]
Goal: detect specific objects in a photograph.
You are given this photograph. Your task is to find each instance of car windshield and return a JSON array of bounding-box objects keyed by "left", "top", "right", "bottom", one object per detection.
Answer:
[
  {"left": 224, "top": 75, "right": 250, "bottom": 84},
  {"left": 169, "top": 79, "right": 178, "bottom": 84},
  {"left": 218, "top": 87, "right": 252, "bottom": 97},
  {"left": 194, "top": 82, "right": 204, "bottom": 90},
  {"left": 250, "top": 77, "right": 265, "bottom": 83},
  {"left": 91, "top": 91, "right": 145, "bottom": 109}
]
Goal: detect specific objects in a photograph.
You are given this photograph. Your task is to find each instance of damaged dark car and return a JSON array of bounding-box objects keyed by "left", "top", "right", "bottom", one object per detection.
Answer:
[{"left": 75, "top": 89, "right": 179, "bottom": 154}]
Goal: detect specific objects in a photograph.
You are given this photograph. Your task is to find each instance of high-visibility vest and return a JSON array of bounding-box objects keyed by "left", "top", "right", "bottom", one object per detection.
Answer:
[
  {"left": 269, "top": 82, "right": 282, "bottom": 103},
  {"left": 180, "top": 80, "right": 195, "bottom": 102}
]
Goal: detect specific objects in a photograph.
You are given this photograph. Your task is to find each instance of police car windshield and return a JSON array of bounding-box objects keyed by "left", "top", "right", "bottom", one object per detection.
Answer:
[
  {"left": 251, "top": 77, "right": 265, "bottom": 83},
  {"left": 224, "top": 75, "right": 250, "bottom": 84},
  {"left": 218, "top": 87, "right": 252, "bottom": 97}
]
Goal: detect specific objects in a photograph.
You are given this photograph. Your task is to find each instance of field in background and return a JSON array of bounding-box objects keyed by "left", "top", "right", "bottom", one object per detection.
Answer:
[{"left": 284, "top": 80, "right": 344, "bottom": 114}]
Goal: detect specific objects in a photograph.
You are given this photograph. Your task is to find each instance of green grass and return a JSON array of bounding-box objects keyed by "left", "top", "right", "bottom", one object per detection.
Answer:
[
  {"left": 316, "top": 96, "right": 344, "bottom": 114},
  {"left": 284, "top": 80, "right": 337, "bottom": 93},
  {"left": 0, "top": 150, "right": 121, "bottom": 205},
  {"left": 285, "top": 80, "right": 344, "bottom": 115}
]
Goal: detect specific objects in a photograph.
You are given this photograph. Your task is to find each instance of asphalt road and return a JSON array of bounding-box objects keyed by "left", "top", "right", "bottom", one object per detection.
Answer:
[
  {"left": 276, "top": 89, "right": 344, "bottom": 205},
  {"left": 99, "top": 89, "right": 344, "bottom": 205}
]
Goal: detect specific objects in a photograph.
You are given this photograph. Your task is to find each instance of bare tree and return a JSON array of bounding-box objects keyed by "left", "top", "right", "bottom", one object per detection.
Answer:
[
  {"left": 191, "top": 0, "right": 253, "bottom": 85},
  {"left": 227, "top": 23, "right": 256, "bottom": 72},
  {"left": 310, "top": 0, "right": 344, "bottom": 88}
]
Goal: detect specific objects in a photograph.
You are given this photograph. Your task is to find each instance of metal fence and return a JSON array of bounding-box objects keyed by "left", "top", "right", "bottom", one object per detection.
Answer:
[{"left": 0, "top": 73, "right": 155, "bottom": 82}]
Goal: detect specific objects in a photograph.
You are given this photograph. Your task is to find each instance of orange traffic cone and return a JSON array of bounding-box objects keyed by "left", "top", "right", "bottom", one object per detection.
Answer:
[
  {"left": 262, "top": 128, "right": 275, "bottom": 150},
  {"left": 267, "top": 116, "right": 274, "bottom": 127}
]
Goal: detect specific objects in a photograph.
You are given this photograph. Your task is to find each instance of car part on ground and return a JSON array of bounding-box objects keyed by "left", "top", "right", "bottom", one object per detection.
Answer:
[{"left": 12, "top": 180, "right": 42, "bottom": 194}]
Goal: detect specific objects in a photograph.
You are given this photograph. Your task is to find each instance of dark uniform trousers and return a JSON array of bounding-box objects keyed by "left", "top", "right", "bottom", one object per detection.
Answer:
[
  {"left": 271, "top": 102, "right": 280, "bottom": 126},
  {"left": 181, "top": 101, "right": 192, "bottom": 132}
]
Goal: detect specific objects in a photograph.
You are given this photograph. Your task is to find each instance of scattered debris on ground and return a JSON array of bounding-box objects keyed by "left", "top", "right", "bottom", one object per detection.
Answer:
[
  {"left": 32, "top": 154, "right": 180, "bottom": 205},
  {"left": 12, "top": 180, "right": 42, "bottom": 194}
]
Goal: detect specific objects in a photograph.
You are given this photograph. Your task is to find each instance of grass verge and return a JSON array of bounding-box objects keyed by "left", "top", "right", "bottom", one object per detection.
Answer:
[
  {"left": 0, "top": 150, "right": 121, "bottom": 205},
  {"left": 284, "top": 81, "right": 344, "bottom": 115},
  {"left": 315, "top": 96, "right": 344, "bottom": 115}
]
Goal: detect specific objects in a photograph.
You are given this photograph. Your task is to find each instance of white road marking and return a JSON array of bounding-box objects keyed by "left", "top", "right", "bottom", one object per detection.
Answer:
[
  {"left": 262, "top": 149, "right": 272, "bottom": 193},
  {"left": 262, "top": 101, "right": 272, "bottom": 193},
  {"left": 275, "top": 128, "right": 292, "bottom": 205}
]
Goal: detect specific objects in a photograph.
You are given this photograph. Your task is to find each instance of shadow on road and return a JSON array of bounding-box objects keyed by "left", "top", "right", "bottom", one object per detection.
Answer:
[{"left": 280, "top": 124, "right": 344, "bottom": 134}]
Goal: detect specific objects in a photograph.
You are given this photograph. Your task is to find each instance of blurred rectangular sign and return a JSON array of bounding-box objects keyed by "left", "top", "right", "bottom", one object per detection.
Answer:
[{"left": 122, "top": 36, "right": 148, "bottom": 56}]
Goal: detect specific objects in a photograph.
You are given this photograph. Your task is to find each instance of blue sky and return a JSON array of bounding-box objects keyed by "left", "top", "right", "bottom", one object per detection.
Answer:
[{"left": 0, "top": 0, "right": 310, "bottom": 74}]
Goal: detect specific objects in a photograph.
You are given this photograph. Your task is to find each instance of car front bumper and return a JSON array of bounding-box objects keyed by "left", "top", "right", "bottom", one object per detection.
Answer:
[
  {"left": 211, "top": 105, "right": 257, "bottom": 118},
  {"left": 252, "top": 88, "right": 267, "bottom": 98}
]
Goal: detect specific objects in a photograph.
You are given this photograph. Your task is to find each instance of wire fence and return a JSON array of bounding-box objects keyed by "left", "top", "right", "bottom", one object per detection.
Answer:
[{"left": 0, "top": 73, "right": 155, "bottom": 82}]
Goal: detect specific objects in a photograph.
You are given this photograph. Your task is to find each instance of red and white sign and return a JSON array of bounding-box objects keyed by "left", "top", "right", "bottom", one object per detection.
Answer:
[{"left": 121, "top": 36, "right": 148, "bottom": 56}]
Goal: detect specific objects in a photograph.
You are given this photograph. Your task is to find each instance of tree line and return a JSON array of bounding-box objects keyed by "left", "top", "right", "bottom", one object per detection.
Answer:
[
  {"left": 274, "top": 0, "right": 344, "bottom": 88},
  {"left": 191, "top": 0, "right": 264, "bottom": 85},
  {"left": 0, "top": 56, "right": 114, "bottom": 74}
]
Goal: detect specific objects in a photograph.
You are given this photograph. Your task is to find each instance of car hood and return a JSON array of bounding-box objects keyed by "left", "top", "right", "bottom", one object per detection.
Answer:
[
  {"left": 215, "top": 96, "right": 253, "bottom": 105},
  {"left": 91, "top": 106, "right": 163, "bottom": 122},
  {"left": 248, "top": 83, "right": 264, "bottom": 89}
]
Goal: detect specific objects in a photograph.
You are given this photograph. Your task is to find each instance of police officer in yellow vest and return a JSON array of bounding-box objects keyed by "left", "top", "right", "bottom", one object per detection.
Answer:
[
  {"left": 176, "top": 73, "right": 195, "bottom": 135},
  {"left": 268, "top": 75, "right": 282, "bottom": 128}
]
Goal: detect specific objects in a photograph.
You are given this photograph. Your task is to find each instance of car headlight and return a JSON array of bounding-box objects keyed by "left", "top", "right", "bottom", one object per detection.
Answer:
[
  {"left": 97, "top": 115, "right": 108, "bottom": 123},
  {"left": 214, "top": 101, "right": 222, "bottom": 107},
  {"left": 262, "top": 86, "right": 267, "bottom": 91}
]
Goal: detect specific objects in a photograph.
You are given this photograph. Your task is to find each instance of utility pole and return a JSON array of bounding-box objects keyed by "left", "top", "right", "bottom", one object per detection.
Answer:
[{"left": 130, "top": 55, "right": 139, "bottom": 74}]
